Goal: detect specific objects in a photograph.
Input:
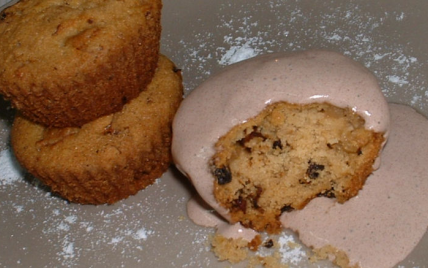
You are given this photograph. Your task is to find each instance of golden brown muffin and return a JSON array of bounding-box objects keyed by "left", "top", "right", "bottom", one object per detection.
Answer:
[
  {"left": 11, "top": 55, "right": 183, "bottom": 204},
  {"left": 212, "top": 102, "right": 384, "bottom": 233},
  {"left": 0, "top": 0, "right": 162, "bottom": 127}
]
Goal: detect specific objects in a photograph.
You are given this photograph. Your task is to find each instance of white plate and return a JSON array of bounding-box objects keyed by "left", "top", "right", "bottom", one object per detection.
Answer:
[{"left": 1, "top": 0, "right": 427, "bottom": 267}]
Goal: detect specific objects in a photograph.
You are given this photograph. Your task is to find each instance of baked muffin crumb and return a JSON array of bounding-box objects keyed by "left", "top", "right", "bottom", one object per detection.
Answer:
[
  {"left": 310, "top": 245, "right": 360, "bottom": 268},
  {"left": 211, "top": 235, "right": 250, "bottom": 264},
  {"left": 212, "top": 102, "right": 384, "bottom": 233}
]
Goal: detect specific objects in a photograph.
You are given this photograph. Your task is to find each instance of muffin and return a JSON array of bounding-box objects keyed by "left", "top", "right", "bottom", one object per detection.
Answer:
[
  {"left": 211, "top": 102, "right": 384, "bottom": 232},
  {"left": 11, "top": 55, "right": 183, "bottom": 204},
  {"left": 0, "top": 0, "right": 162, "bottom": 127},
  {"left": 172, "top": 50, "right": 390, "bottom": 233}
]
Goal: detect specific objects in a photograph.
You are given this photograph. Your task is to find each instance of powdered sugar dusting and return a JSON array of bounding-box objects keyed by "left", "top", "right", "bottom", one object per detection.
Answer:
[
  {"left": 0, "top": 146, "right": 214, "bottom": 267},
  {"left": 1, "top": 0, "right": 427, "bottom": 267},
  {"left": 0, "top": 149, "right": 24, "bottom": 186},
  {"left": 166, "top": 1, "right": 426, "bottom": 114},
  {"left": 162, "top": 1, "right": 427, "bottom": 267},
  {"left": 254, "top": 231, "right": 310, "bottom": 267},
  {"left": 277, "top": 233, "right": 307, "bottom": 265},
  {"left": 218, "top": 42, "right": 258, "bottom": 66}
]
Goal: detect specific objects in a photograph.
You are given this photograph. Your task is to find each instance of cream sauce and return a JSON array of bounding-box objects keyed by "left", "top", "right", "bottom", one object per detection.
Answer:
[
  {"left": 281, "top": 103, "right": 428, "bottom": 268},
  {"left": 172, "top": 50, "right": 390, "bottom": 223},
  {"left": 187, "top": 195, "right": 259, "bottom": 241},
  {"left": 184, "top": 103, "right": 428, "bottom": 267},
  {"left": 170, "top": 51, "right": 427, "bottom": 268}
]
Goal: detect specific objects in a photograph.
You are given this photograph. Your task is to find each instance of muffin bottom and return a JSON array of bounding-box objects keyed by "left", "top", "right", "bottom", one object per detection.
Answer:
[{"left": 11, "top": 55, "right": 183, "bottom": 204}]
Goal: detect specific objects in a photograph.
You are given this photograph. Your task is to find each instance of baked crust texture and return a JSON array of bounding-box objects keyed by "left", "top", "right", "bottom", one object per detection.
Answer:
[
  {"left": 11, "top": 55, "right": 183, "bottom": 204},
  {"left": 0, "top": 0, "right": 162, "bottom": 127}
]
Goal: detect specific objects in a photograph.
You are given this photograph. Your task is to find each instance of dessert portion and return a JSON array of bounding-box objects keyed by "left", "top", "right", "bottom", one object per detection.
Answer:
[
  {"left": 11, "top": 55, "right": 183, "bottom": 204},
  {"left": 0, "top": 0, "right": 162, "bottom": 127},
  {"left": 281, "top": 104, "right": 428, "bottom": 268},
  {"left": 177, "top": 50, "right": 428, "bottom": 267},
  {"left": 212, "top": 102, "right": 384, "bottom": 232},
  {"left": 184, "top": 104, "right": 428, "bottom": 268},
  {"left": 172, "top": 50, "right": 390, "bottom": 233}
]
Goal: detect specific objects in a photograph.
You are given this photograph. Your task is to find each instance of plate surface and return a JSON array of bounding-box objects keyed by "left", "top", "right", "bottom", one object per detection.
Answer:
[{"left": 0, "top": 0, "right": 427, "bottom": 267}]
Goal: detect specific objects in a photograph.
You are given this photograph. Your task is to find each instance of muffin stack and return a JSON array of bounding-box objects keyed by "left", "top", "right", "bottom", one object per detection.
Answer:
[{"left": 0, "top": 0, "right": 183, "bottom": 204}]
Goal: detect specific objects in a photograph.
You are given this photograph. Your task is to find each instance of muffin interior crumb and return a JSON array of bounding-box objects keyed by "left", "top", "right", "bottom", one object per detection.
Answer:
[
  {"left": 310, "top": 245, "right": 360, "bottom": 268},
  {"left": 211, "top": 235, "right": 251, "bottom": 264},
  {"left": 212, "top": 102, "right": 384, "bottom": 233}
]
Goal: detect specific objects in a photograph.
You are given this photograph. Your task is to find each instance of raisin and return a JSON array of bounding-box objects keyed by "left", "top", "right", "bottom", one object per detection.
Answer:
[
  {"left": 280, "top": 204, "right": 294, "bottom": 213},
  {"left": 306, "top": 161, "right": 325, "bottom": 179},
  {"left": 317, "top": 189, "right": 336, "bottom": 198},
  {"left": 238, "top": 127, "right": 266, "bottom": 147},
  {"left": 232, "top": 196, "right": 247, "bottom": 213},
  {"left": 250, "top": 186, "right": 263, "bottom": 209},
  {"left": 0, "top": 12, "right": 7, "bottom": 20},
  {"left": 264, "top": 239, "right": 274, "bottom": 248},
  {"left": 214, "top": 166, "right": 232, "bottom": 185},
  {"left": 273, "top": 140, "right": 283, "bottom": 150}
]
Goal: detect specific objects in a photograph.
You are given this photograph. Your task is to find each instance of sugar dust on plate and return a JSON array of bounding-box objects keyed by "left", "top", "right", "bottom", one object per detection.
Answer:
[{"left": 0, "top": 148, "right": 25, "bottom": 186}]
